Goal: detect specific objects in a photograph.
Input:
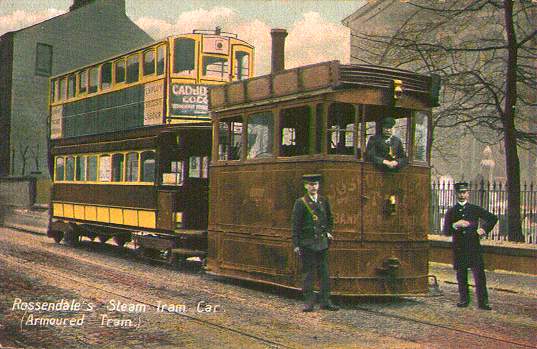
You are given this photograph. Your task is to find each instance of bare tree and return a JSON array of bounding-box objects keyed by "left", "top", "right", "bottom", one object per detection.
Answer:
[{"left": 350, "top": 0, "right": 536, "bottom": 241}]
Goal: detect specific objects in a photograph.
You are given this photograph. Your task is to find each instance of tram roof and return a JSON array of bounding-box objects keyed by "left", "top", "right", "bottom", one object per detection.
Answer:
[{"left": 209, "top": 60, "right": 436, "bottom": 113}]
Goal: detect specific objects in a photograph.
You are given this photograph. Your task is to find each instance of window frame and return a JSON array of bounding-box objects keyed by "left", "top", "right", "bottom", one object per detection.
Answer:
[{"left": 35, "top": 43, "right": 53, "bottom": 77}]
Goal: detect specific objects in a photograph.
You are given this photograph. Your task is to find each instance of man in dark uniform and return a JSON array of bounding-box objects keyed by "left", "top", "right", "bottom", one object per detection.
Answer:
[
  {"left": 292, "top": 174, "right": 338, "bottom": 312},
  {"left": 443, "top": 182, "right": 498, "bottom": 310},
  {"left": 365, "top": 117, "right": 408, "bottom": 171}
]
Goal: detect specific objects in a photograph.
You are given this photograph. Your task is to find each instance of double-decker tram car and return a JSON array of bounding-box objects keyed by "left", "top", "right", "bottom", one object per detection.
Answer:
[
  {"left": 47, "top": 29, "right": 254, "bottom": 262},
  {"left": 206, "top": 36, "right": 440, "bottom": 295}
]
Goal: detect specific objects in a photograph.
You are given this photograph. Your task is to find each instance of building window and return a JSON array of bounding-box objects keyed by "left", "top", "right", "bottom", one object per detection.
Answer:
[{"left": 35, "top": 43, "right": 52, "bottom": 76}]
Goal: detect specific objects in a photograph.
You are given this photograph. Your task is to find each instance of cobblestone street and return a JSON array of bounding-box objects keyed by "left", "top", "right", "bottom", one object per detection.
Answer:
[{"left": 0, "top": 227, "right": 535, "bottom": 349}]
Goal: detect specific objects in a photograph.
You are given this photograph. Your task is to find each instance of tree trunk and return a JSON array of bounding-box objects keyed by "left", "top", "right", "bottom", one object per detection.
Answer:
[{"left": 503, "top": 0, "right": 523, "bottom": 242}]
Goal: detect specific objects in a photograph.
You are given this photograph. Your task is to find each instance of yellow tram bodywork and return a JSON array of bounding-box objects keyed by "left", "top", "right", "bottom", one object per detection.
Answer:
[{"left": 207, "top": 61, "right": 437, "bottom": 296}]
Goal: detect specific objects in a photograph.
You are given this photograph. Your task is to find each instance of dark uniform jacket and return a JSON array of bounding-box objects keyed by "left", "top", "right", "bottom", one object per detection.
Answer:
[
  {"left": 443, "top": 203, "right": 498, "bottom": 270},
  {"left": 365, "top": 134, "right": 408, "bottom": 171},
  {"left": 292, "top": 195, "right": 334, "bottom": 251}
]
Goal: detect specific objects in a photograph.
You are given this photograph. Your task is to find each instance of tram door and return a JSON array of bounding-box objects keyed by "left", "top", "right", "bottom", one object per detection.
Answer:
[{"left": 157, "top": 130, "right": 211, "bottom": 231}]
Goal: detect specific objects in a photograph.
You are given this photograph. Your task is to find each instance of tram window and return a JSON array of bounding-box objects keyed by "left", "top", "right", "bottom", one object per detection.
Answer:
[
  {"left": 218, "top": 117, "right": 243, "bottom": 160},
  {"left": 87, "top": 155, "right": 97, "bottom": 181},
  {"left": 99, "top": 155, "right": 111, "bottom": 182},
  {"left": 413, "top": 112, "right": 429, "bottom": 162},
  {"left": 140, "top": 151, "right": 155, "bottom": 182},
  {"left": 114, "top": 59, "right": 126, "bottom": 84},
  {"left": 393, "top": 117, "right": 408, "bottom": 153},
  {"left": 111, "top": 153, "right": 125, "bottom": 182},
  {"left": 189, "top": 156, "right": 202, "bottom": 178},
  {"left": 88, "top": 67, "right": 98, "bottom": 94},
  {"left": 58, "top": 78, "right": 66, "bottom": 101},
  {"left": 234, "top": 51, "right": 249, "bottom": 80},
  {"left": 163, "top": 160, "right": 184, "bottom": 186},
  {"left": 126, "top": 152, "right": 139, "bottom": 182},
  {"left": 247, "top": 112, "right": 273, "bottom": 159},
  {"left": 65, "top": 156, "right": 75, "bottom": 181},
  {"left": 202, "top": 156, "right": 209, "bottom": 178},
  {"left": 78, "top": 70, "right": 88, "bottom": 95},
  {"left": 67, "top": 74, "right": 76, "bottom": 99},
  {"left": 127, "top": 54, "right": 140, "bottom": 83},
  {"left": 50, "top": 80, "right": 56, "bottom": 102},
  {"left": 156, "top": 45, "right": 165, "bottom": 75},
  {"left": 100, "top": 62, "right": 112, "bottom": 90},
  {"left": 365, "top": 121, "right": 376, "bottom": 146},
  {"left": 143, "top": 49, "right": 155, "bottom": 76},
  {"left": 174, "top": 38, "right": 195, "bottom": 75},
  {"left": 328, "top": 103, "right": 356, "bottom": 156},
  {"left": 55, "top": 157, "right": 65, "bottom": 181},
  {"left": 75, "top": 156, "right": 86, "bottom": 181},
  {"left": 280, "top": 106, "right": 311, "bottom": 157},
  {"left": 203, "top": 56, "right": 229, "bottom": 79}
]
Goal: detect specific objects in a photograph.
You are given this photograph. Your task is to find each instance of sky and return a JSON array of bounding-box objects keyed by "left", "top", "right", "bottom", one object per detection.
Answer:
[{"left": 0, "top": 0, "right": 365, "bottom": 75}]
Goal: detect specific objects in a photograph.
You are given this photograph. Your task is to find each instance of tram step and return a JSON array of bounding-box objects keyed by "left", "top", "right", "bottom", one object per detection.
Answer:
[{"left": 174, "top": 229, "right": 206, "bottom": 238}]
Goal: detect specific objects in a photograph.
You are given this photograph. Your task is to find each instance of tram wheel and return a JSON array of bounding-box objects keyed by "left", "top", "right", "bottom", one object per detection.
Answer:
[
  {"left": 113, "top": 236, "right": 129, "bottom": 247},
  {"left": 50, "top": 231, "right": 63, "bottom": 244},
  {"left": 63, "top": 231, "right": 80, "bottom": 246},
  {"left": 98, "top": 235, "right": 110, "bottom": 244}
]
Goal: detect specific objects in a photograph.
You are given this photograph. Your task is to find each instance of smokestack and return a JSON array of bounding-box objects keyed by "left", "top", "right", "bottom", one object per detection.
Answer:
[{"left": 271, "top": 29, "right": 288, "bottom": 74}]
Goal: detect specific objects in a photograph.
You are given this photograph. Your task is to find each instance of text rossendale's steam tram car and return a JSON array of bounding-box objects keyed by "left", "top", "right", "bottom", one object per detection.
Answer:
[
  {"left": 48, "top": 29, "right": 440, "bottom": 296},
  {"left": 48, "top": 29, "right": 253, "bottom": 255}
]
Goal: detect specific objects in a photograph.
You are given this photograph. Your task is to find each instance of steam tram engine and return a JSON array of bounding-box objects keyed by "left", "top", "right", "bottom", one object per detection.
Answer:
[{"left": 48, "top": 29, "right": 440, "bottom": 296}]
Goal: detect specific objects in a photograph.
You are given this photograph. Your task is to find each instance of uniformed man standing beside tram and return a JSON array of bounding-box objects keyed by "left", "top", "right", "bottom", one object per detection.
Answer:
[
  {"left": 443, "top": 182, "right": 498, "bottom": 310},
  {"left": 292, "top": 174, "right": 339, "bottom": 312}
]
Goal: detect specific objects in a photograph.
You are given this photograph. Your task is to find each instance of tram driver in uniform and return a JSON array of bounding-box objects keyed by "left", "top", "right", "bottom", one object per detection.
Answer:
[
  {"left": 443, "top": 182, "right": 498, "bottom": 310},
  {"left": 292, "top": 174, "right": 338, "bottom": 312},
  {"left": 365, "top": 117, "right": 408, "bottom": 171}
]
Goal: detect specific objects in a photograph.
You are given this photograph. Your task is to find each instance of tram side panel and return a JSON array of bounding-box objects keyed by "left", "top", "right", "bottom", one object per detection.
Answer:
[{"left": 207, "top": 161, "right": 429, "bottom": 295}]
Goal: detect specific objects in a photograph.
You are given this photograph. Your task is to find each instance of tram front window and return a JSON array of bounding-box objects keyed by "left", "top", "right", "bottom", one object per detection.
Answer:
[
  {"left": 247, "top": 112, "right": 273, "bottom": 159},
  {"left": 234, "top": 51, "right": 249, "bottom": 80},
  {"left": 203, "top": 56, "right": 229, "bottom": 79},
  {"left": 280, "top": 106, "right": 310, "bottom": 157},
  {"left": 174, "top": 38, "right": 195, "bottom": 76},
  {"left": 327, "top": 103, "right": 357, "bottom": 156},
  {"left": 413, "top": 112, "right": 429, "bottom": 162}
]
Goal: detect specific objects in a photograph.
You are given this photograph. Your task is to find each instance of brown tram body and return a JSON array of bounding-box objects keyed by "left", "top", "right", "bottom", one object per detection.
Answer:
[
  {"left": 48, "top": 53, "right": 439, "bottom": 295},
  {"left": 206, "top": 61, "right": 437, "bottom": 296}
]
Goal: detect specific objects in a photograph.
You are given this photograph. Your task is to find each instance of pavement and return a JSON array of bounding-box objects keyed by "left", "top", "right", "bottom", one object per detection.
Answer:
[{"left": 429, "top": 262, "right": 537, "bottom": 298}]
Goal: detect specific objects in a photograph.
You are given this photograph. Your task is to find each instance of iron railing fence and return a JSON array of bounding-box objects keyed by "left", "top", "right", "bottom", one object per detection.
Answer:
[{"left": 431, "top": 181, "right": 537, "bottom": 244}]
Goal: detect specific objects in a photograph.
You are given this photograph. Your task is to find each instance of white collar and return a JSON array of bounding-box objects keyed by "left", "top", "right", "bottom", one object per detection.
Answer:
[
  {"left": 457, "top": 201, "right": 467, "bottom": 206},
  {"left": 309, "top": 194, "right": 318, "bottom": 202}
]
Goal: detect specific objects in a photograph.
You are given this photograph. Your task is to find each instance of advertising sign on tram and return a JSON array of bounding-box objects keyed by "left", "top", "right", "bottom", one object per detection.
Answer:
[{"left": 170, "top": 84, "right": 209, "bottom": 118}]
